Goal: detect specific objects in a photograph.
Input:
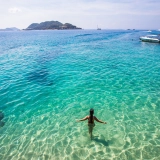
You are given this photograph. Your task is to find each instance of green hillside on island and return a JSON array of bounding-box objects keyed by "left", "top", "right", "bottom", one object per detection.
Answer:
[{"left": 26, "top": 21, "right": 82, "bottom": 30}]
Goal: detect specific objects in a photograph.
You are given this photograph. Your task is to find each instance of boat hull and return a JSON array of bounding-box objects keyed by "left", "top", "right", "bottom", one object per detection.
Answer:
[{"left": 140, "top": 37, "right": 160, "bottom": 43}]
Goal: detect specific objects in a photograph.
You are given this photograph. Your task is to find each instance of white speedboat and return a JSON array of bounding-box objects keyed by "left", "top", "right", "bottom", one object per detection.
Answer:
[{"left": 140, "top": 35, "right": 160, "bottom": 43}]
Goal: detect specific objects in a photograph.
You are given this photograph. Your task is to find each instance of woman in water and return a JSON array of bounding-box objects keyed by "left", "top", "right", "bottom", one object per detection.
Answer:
[{"left": 76, "top": 109, "right": 107, "bottom": 139}]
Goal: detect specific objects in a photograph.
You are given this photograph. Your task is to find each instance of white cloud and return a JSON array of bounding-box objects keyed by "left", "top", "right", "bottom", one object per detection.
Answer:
[{"left": 8, "top": 7, "right": 21, "bottom": 14}]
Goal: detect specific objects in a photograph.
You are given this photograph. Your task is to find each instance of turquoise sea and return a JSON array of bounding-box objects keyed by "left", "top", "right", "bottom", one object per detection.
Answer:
[{"left": 0, "top": 30, "right": 160, "bottom": 160}]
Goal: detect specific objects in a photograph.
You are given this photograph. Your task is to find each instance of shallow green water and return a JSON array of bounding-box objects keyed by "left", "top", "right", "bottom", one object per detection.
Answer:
[{"left": 0, "top": 30, "right": 160, "bottom": 159}]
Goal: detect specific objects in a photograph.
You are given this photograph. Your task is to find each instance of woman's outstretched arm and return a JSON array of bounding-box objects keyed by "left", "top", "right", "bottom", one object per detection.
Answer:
[
  {"left": 76, "top": 116, "right": 88, "bottom": 122},
  {"left": 94, "top": 116, "right": 107, "bottom": 124}
]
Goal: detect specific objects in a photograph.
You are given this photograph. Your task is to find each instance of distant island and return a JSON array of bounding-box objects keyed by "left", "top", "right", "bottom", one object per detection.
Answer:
[
  {"left": 0, "top": 27, "right": 21, "bottom": 31},
  {"left": 25, "top": 21, "right": 82, "bottom": 30}
]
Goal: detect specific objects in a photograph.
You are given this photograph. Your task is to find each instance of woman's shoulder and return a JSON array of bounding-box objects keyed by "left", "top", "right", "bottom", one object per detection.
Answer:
[{"left": 93, "top": 116, "right": 97, "bottom": 119}]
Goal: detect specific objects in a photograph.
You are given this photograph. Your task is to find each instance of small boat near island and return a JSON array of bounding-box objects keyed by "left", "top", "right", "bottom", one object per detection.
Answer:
[
  {"left": 140, "top": 35, "right": 160, "bottom": 43},
  {"left": 97, "top": 25, "right": 101, "bottom": 30}
]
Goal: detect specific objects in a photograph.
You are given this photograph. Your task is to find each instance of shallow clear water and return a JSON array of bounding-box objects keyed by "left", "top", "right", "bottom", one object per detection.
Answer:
[{"left": 0, "top": 30, "right": 160, "bottom": 160}]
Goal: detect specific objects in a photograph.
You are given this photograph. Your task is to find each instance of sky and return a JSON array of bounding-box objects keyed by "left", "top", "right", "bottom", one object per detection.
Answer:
[{"left": 0, "top": 0, "right": 160, "bottom": 30}]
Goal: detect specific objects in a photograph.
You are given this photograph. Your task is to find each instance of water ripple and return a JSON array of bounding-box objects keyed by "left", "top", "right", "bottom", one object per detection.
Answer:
[{"left": 0, "top": 30, "right": 160, "bottom": 160}]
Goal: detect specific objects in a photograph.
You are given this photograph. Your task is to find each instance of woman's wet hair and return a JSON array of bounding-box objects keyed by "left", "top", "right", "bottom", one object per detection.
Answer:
[
  {"left": 90, "top": 108, "right": 94, "bottom": 115},
  {"left": 89, "top": 108, "right": 94, "bottom": 123}
]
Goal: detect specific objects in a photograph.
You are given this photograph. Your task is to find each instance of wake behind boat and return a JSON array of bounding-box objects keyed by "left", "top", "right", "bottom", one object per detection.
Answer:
[{"left": 140, "top": 35, "right": 160, "bottom": 43}]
